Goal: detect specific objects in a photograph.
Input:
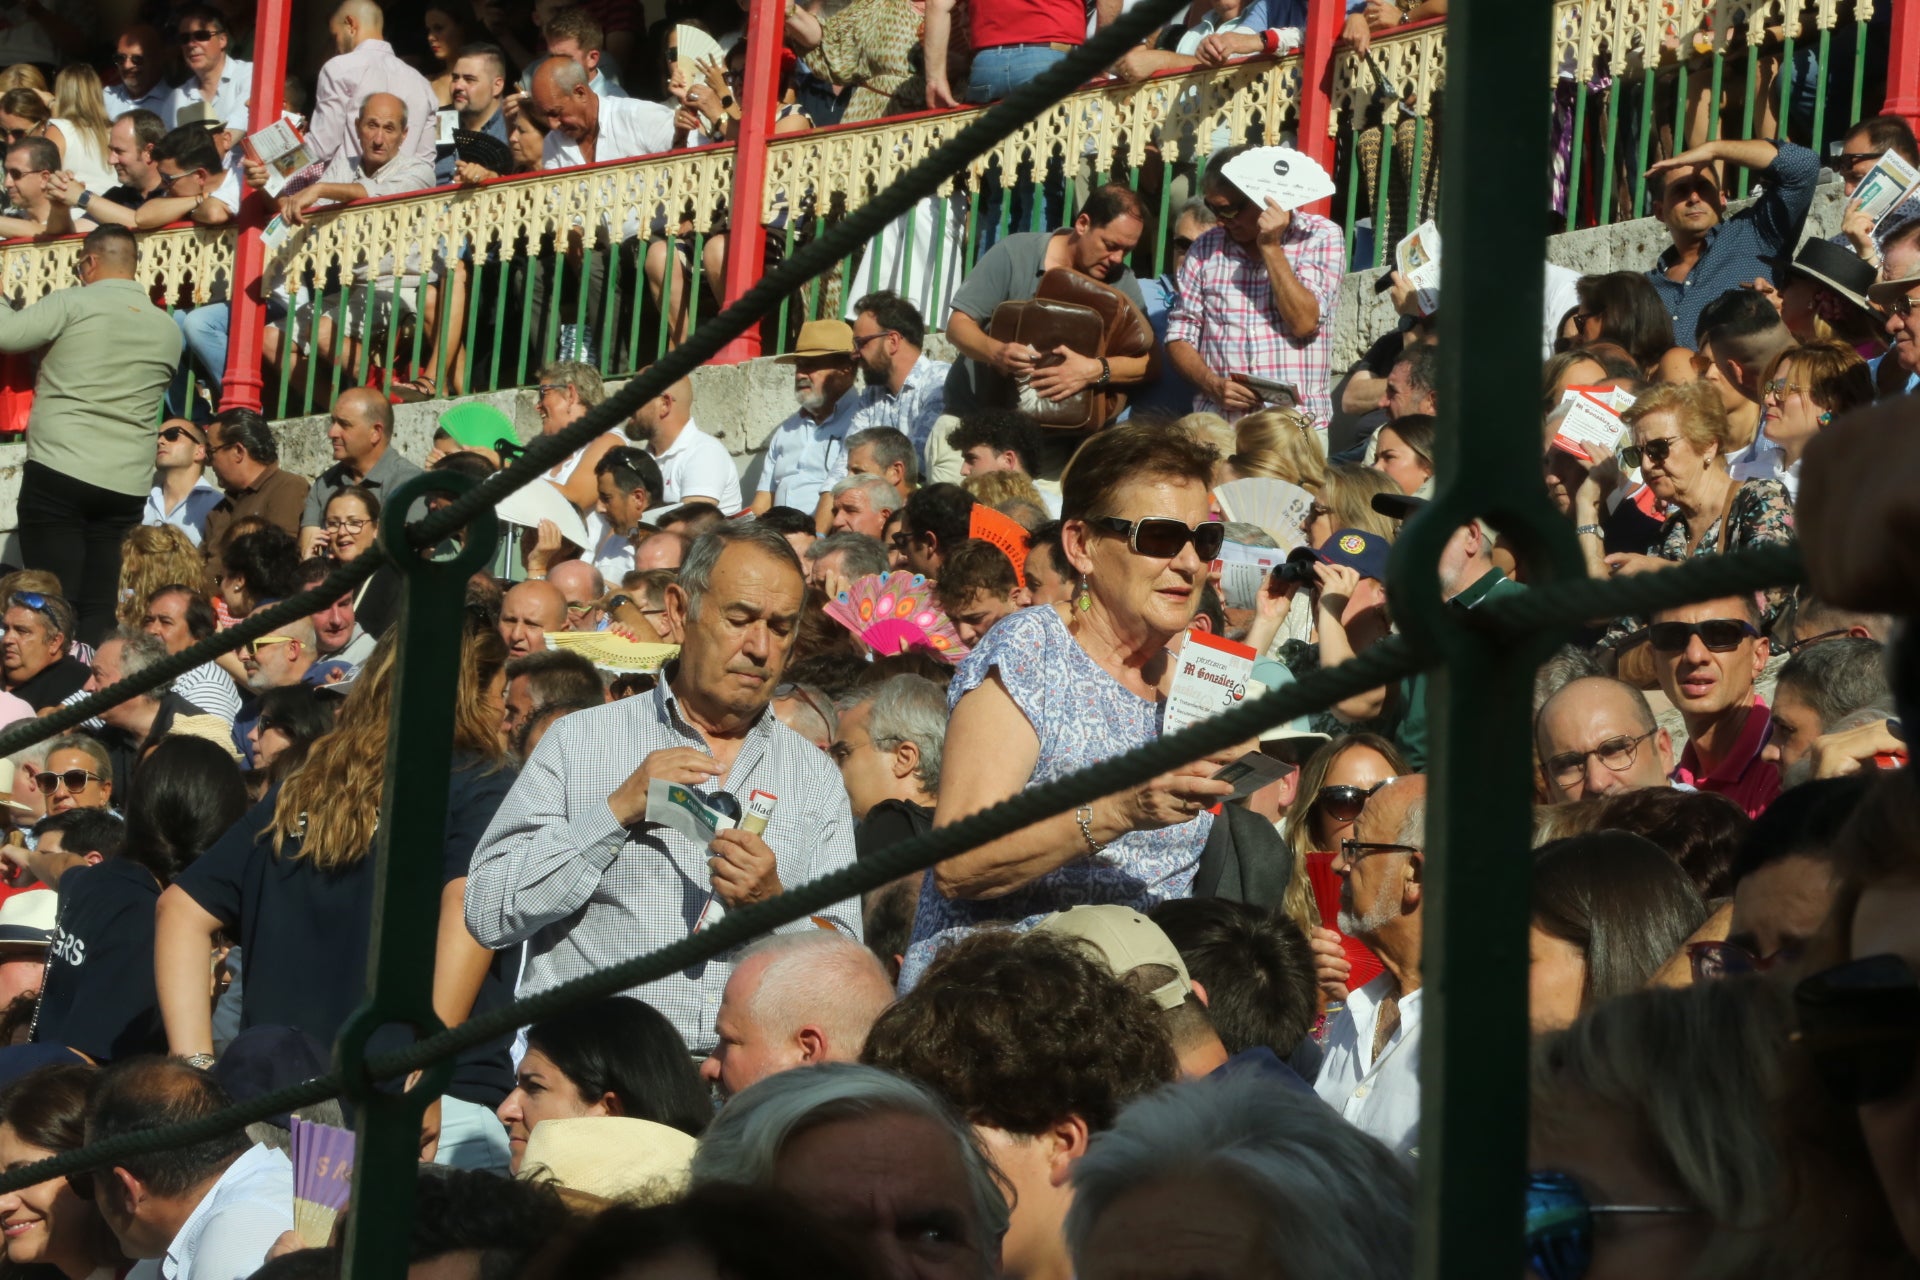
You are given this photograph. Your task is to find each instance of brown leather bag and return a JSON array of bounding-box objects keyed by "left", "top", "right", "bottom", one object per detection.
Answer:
[{"left": 978, "top": 268, "right": 1158, "bottom": 431}]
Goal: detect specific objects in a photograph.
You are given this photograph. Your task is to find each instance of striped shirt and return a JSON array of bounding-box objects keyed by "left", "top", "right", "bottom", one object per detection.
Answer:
[{"left": 464, "top": 669, "right": 861, "bottom": 1052}]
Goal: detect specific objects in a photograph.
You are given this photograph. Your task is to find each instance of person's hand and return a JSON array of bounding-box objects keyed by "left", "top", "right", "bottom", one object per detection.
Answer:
[
  {"left": 697, "top": 55, "right": 730, "bottom": 97},
  {"left": 1214, "top": 373, "right": 1262, "bottom": 412},
  {"left": 1841, "top": 197, "right": 1878, "bottom": 259},
  {"left": 308, "top": 527, "right": 332, "bottom": 557},
  {"left": 1645, "top": 141, "right": 1722, "bottom": 178},
  {"left": 1255, "top": 196, "right": 1292, "bottom": 246},
  {"left": 1342, "top": 10, "right": 1375, "bottom": 50},
  {"left": 1362, "top": 0, "right": 1402, "bottom": 28},
  {"left": 242, "top": 158, "right": 271, "bottom": 191},
  {"left": 926, "top": 77, "right": 960, "bottom": 110},
  {"left": 0, "top": 837, "right": 31, "bottom": 885},
  {"left": 708, "top": 828, "right": 784, "bottom": 906},
  {"left": 1314, "top": 561, "right": 1361, "bottom": 617},
  {"left": 1113, "top": 46, "right": 1161, "bottom": 82},
  {"left": 418, "top": 1093, "right": 442, "bottom": 1163},
  {"left": 44, "top": 171, "right": 81, "bottom": 207},
  {"left": 454, "top": 159, "right": 499, "bottom": 185},
  {"left": 503, "top": 92, "right": 527, "bottom": 126},
  {"left": 675, "top": 104, "right": 705, "bottom": 133},
  {"left": 1255, "top": 568, "right": 1297, "bottom": 618},
  {"left": 1028, "top": 347, "right": 1101, "bottom": 401},
  {"left": 608, "top": 747, "right": 723, "bottom": 826},
  {"left": 1603, "top": 551, "right": 1670, "bottom": 577},
  {"left": 266, "top": 1231, "right": 308, "bottom": 1261},
  {"left": 1120, "top": 761, "right": 1237, "bottom": 830},
  {"left": 1809, "top": 718, "right": 1905, "bottom": 779},
  {"left": 990, "top": 339, "right": 1039, "bottom": 378},
  {"left": 1197, "top": 30, "right": 1263, "bottom": 63},
  {"left": 819, "top": 568, "right": 852, "bottom": 602},
  {"left": 525, "top": 519, "right": 564, "bottom": 577},
  {"left": 1748, "top": 274, "right": 1785, "bottom": 314},
  {"left": 1310, "top": 925, "right": 1352, "bottom": 1002},
  {"left": 279, "top": 184, "right": 324, "bottom": 226}
]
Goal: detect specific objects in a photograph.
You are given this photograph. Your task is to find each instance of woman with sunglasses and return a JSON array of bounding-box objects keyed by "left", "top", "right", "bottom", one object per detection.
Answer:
[
  {"left": 1756, "top": 339, "right": 1874, "bottom": 501},
  {"left": 1281, "top": 734, "right": 1406, "bottom": 1000},
  {"left": 1603, "top": 381, "right": 1795, "bottom": 636},
  {"left": 908, "top": 423, "right": 1237, "bottom": 978},
  {"left": 0, "top": 1062, "right": 129, "bottom": 1280},
  {"left": 156, "top": 627, "right": 520, "bottom": 1170},
  {"left": 1530, "top": 979, "right": 1907, "bottom": 1280}
]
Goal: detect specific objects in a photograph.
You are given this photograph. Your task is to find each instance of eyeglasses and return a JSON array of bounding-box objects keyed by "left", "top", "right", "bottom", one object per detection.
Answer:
[
  {"left": 1314, "top": 778, "right": 1396, "bottom": 824},
  {"left": 2, "top": 165, "right": 46, "bottom": 179},
  {"left": 1619, "top": 436, "right": 1683, "bottom": 469},
  {"left": 1886, "top": 294, "right": 1918, "bottom": 318},
  {"left": 850, "top": 330, "right": 892, "bottom": 352},
  {"left": 536, "top": 382, "right": 569, "bottom": 396},
  {"left": 1338, "top": 837, "right": 1422, "bottom": 864},
  {"left": 159, "top": 425, "right": 204, "bottom": 446},
  {"left": 1783, "top": 627, "right": 1852, "bottom": 654},
  {"left": 1543, "top": 729, "right": 1658, "bottom": 785},
  {"left": 157, "top": 168, "right": 196, "bottom": 188},
  {"left": 1171, "top": 235, "right": 1194, "bottom": 252},
  {"left": 1525, "top": 1170, "right": 1693, "bottom": 1280},
  {"left": 1761, "top": 379, "right": 1808, "bottom": 401},
  {"left": 1646, "top": 618, "right": 1759, "bottom": 653},
  {"left": 773, "top": 681, "right": 837, "bottom": 739},
  {"left": 1090, "top": 515, "right": 1225, "bottom": 561},
  {"left": 241, "top": 635, "right": 296, "bottom": 658},
  {"left": 177, "top": 27, "right": 220, "bottom": 42},
  {"left": 33, "top": 769, "right": 102, "bottom": 794},
  {"left": 323, "top": 516, "right": 371, "bottom": 534},
  {"left": 1793, "top": 953, "right": 1920, "bottom": 1106},
  {"left": 1686, "top": 937, "right": 1803, "bottom": 982},
  {"left": 564, "top": 599, "right": 600, "bottom": 618},
  {"left": 114, "top": 52, "right": 147, "bottom": 65},
  {"left": 1832, "top": 149, "right": 1882, "bottom": 169},
  {"left": 1202, "top": 198, "right": 1245, "bottom": 220}
]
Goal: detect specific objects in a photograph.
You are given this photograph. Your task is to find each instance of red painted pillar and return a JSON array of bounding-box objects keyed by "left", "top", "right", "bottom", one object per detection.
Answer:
[
  {"left": 1296, "top": 0, "right": 1343, "bottom": 216},
  {"left": 217, "top": 0, "right": 294, "bottom": 411},
  {"left": 714, "top": 0, "right": 783, "bottom": 364},
  {"left": 1886, "top": 0, "right": 1920, "bottom": 134}
]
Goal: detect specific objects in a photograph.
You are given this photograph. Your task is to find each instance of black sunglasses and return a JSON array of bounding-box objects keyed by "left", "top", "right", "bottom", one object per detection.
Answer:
[
  {"left": 1315, "top": 778, "right": 1395, "bottom": 824},
  {"left": 1619, "top": 436, "right": 1682, "bottom": 469},
  {"left": 1090, "top": 515, "right": 1225, "bottom": 561},
  {"left": 159, "top": 425, "right": 204, "bottom": 446},
  {"left": 1526, "top": 1170, "right": 1692, "bottom": 1280},
  {"left": 1646, "top": 618, "right": 1759, "bottom": 653},
  {"left": 177, "top": 27, "right": 219, "bottom": 41},
  {"left": 1793, "top": 953, "right": 1920, "bottom": 1106},
  {"left": 34, "top": 768, "right": 101, "bottom": 794}
]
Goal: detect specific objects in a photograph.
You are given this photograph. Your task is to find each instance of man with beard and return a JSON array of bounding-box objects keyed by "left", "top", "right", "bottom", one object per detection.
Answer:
[
  {"left": 443, "top": 43, "right": 512, "bottom": 184},
  {"left": 752, "top": 320, "right": 862, "bottom": 534},
  {"left": 1314, "top": 775, "right": 1426, "bottom": 1161},
  {"left": 847, "top": 291, "right": 950, "bottom": 466},
  {"left": 467, "top": 525, "right": 862, "bottom": 1052}
]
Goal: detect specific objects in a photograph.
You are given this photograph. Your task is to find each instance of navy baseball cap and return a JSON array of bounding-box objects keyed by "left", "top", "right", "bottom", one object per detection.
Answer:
[{"left": 1314, "top": 528, "right": 1392, "bottom": 581}]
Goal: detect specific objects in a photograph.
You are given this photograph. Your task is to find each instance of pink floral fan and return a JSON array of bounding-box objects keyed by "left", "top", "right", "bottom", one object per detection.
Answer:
[{"left": 824, "top": 571, "right": 969, "bottom": 663}]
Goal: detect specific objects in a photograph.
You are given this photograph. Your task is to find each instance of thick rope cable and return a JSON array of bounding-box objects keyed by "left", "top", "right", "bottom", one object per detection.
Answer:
[{"left": 0, "top": 542, "right": 1806, "bottom": 1193}]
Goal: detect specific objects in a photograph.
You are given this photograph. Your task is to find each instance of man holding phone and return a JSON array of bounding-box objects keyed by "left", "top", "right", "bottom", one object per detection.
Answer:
[{"left": 1166, "top": 142, "right": 1345, "bottom": 436}]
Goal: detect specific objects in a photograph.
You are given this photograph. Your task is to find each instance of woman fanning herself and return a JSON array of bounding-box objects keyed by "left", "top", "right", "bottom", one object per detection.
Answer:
[
  {"left": 904, "top": 423, "right": 1237, "bottom": 981},
  {"left": 155, "top": 627, "right": 519, "bottom": 1171},
  {"left": 0, "top": 1064, "right": 126, "bottom": 1280}
]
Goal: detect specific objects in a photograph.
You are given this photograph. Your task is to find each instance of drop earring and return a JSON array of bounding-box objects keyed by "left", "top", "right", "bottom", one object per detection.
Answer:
[{"left": 1075, "top": 575, "right": 1092, "bottom": 611}]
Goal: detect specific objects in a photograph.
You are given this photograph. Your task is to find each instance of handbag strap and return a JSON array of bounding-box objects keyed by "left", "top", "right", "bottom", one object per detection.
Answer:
[{"left": 1712, "top": 477, "right": 1740, "bottom": 556}]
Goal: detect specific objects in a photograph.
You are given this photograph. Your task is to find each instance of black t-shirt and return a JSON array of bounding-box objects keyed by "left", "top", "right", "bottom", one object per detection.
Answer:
[
  {"left": 174, "top": 758, "right": 520, "bottom": 1107},
  {"left": 102, "top": 183, "right": 156, "bottom": 209},
  {"left": 854, "top": 798, "right": 934, "bottom": 862},
  {"left": 8, "top": 656, "right": 91, "bottom": 711},
  {"left": 1326, "top": 327, "right": 1407, "bottom": 460},
  {"left": 32, "top": 858, "right": 166, "bottom": 1062}
]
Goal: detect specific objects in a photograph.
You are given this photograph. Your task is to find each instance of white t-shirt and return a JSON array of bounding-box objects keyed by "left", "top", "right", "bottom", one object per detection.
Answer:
[{"left": 654, "top": 420, "right": 742, "bottom": 513}]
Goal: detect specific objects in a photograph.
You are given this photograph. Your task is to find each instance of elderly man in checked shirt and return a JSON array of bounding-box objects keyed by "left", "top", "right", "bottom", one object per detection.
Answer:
[
  {"left": 466, "top": 523, "right": 861, "bottom": 1053},
  {"left": 1165, "top": 141, "right": 1345, "bottom": 436}
]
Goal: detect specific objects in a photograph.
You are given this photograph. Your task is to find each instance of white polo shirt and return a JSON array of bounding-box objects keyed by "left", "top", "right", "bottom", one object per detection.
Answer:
[{"left": 654, "top": 418, "right": 742, "bottom": 513}]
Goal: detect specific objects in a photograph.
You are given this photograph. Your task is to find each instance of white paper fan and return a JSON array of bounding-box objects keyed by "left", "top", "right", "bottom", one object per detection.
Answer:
[
  {"left": 1214, "top": 478, "right": 1313, "bottom": 552},
  {"left": 1218, "top": 146, "right": 1337, "bottom": 213}
]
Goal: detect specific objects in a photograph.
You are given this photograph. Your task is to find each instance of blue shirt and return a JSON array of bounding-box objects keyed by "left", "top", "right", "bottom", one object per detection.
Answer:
[
  {"left": 1645, "top": 141, "right": 1819, "bottom": 348},
  {"left": 1132, "top": 273, "right": 1205, "bottom": 418},
  {"left": 1868, "top": 352, "right": 1920, "bottom": 398}
]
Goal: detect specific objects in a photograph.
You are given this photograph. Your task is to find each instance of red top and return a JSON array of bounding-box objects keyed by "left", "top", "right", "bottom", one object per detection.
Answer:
[
  {"left": 1304, "top": 850, "right": 1383, "bottom": 991},
  {"left": 970, "top": 0, "right": 1086, "bottom": 52},
  {"left": 1672, "top": 696, "right": 1781, "bottom": 819}
]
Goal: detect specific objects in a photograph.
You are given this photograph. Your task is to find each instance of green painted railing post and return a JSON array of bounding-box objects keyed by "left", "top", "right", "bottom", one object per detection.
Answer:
[
  {"left": 335, "top": 472, "right": 498, "bottom": 1280},
  {"left": 1811, "top": 27, "right": 1831, "bottom": 153},
  {"left": 1391, "top": 0, "right": 1586, "bottom": 1276}
]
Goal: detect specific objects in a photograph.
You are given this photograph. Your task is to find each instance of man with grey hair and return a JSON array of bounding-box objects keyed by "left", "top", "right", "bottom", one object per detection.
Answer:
[
  {"left": 469, "top": 523, "right": 862, "bottom": 1051},
  {"left": 1763, "top": 636, "right": 1890, "bottom": 779},
  {"left": 836, "top": 673, "right": 947, "bottom": 976},
  {"left": 1066, "top": 1074, "right": 1415, "bottom": 1280},
  {"left": 827, "top": 474, "right": 901, "bottom": 541},
  {"left": 83, "top": 631, "right": 212, "bottom": 798},
  {"left": 690, "top": 1062, "right": 1006, "bottom": 1280},
  {"left": 803, "top": 532, "right": 889, "bottom": 592},
  {"left": 1315, "top": 774, "right": 1427, "bottom": 1160},
  {"left": 698, "top": 932, "right": 896, "bottom": 1099},
  {"left": 844, "top": 427, "right": 918, "bottom": 505}
]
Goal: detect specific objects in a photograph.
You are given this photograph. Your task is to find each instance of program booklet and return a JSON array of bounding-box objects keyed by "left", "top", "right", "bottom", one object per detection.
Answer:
[
  {"left": 1852, "top": 150, "right": 1920, "bottom": 229},
  {"left": 243, "top": 119, "right": 320, "bottom": 196}
]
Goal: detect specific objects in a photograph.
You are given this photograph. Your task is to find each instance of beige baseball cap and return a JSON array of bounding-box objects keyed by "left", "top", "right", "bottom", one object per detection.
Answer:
[{"left": 1033, "top": 904, "right": 1192, "bottom": 1009}]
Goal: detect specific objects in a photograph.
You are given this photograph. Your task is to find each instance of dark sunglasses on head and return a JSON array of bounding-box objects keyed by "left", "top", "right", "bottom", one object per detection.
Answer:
[
  {"left": 1619, "top": 436, "right": 1682, "bottom": 469},
  {"left": 1646, "top": 618, "right": 1758, "bottom": 653},
  {"left": 1783, "top": 627, "right": 1852, "bottom": 654},
  {"left": 9, "top": 591, "right": 52, "bottom": 616},
  {"left": 34, "top": 768, "right": 101, "bottom": 794},
  {"left": 1315, "top": 778, "right": 1396, "bottom": 824},
  {"left": 1525, "top": 1171, "right": 1692, "bottom": 1280},
  {"left": 159, "top": 425, "right": 204, "bottom": 446},
  {"left": 1793, "top": 953, "right": 1920, "bottom": 1106},
  {"left": 1090, "top": 515, "right": 1225, "bottom": 561}
]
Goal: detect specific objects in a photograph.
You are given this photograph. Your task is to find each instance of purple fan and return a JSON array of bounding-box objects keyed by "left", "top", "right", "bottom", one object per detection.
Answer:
[{"left": 291, "top": 1117, "right": 355, "bottom": 1247}]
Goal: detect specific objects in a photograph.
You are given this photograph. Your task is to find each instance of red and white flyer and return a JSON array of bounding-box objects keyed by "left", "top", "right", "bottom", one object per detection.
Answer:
[{"left": 1163, "top": 631, "right": 1258, "bottom": 735}]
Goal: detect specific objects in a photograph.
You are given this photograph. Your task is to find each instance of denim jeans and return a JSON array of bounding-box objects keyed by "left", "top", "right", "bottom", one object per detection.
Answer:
[
  {"left": 168, "top": 297, "right": 290, "bottom": 420},
  {"left": 968, "top": 44, "right": 1071, "bottom": 254}
]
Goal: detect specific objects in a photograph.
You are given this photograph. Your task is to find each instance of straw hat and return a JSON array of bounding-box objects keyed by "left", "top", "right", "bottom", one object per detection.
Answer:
[
  {"left": 517, "top": 1117, "right": 697, "bottom": 1204},
  {"left": 773, "top": 319, "right": 855, "bottom": 364}
]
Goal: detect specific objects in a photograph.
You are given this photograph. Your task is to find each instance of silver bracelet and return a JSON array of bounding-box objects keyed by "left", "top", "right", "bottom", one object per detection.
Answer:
[
  {"left": 1076, "top": 804, "right": 1107, "bottom": 856},
  {"left": 1575, "top": 523, "right": 1603, "bottom": 538}
]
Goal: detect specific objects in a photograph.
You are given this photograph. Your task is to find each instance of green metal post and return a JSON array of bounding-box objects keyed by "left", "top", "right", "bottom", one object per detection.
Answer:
[
  {"left": 1674, "top": 60, "right": 1690, "bottom": 152},
  {"left": 276, "top": 307, "right": 298, "bottom": 418},
  {"left": 1811, "top": 27, "right": 1831, "bottom": 155},
  {"left": 1777, "top": 30, "right": 1796, "bottom": 147},
  {"left": 1708, "top": 41, "right": 1726, "bottom": 141},
  {"left": 542, "top": 244, "right": 566, "bottom": 368},
  {"left": 1154, "top": 163, "right": 1175, "bottom": 278},
  {"left": 1393, "top": 5, "right": 1587, "bottom": 1280},
  {"left": 1598, "top": 79, "right": 1622, "bottom": 225},
  {"left": 808, "top": 214, "right": 827, "bottom": 320},
  {"left": 689, "top": 232, "right": 706, "bottom": 335},
  {"left": 1739, "top": 43, "right": 1759, "bottom": 197},
  {"left": 488, "top": 247, "right": 510, "bottom": 392},
  {"left": 1371, "top": 117, "right": 1395, "bottom": 268},
  {"left": 513, "top": 247, "right": 536, "bottom": 387},
  {"left": 1346, "top": 131, "right": 1363, "bottom": 264},
  {"left": 599, "top": 238, "right": 622, "bottom": 373},
  {"left": 1851, "top": 19, "right": 1867, "bottom": 124},
  {"left": 1633, "top": 64, "right": 1656, "bottom": 217},
  {"left": 775, "top": 220, "right": 797, "bottom": 354},
  {"left": 1408, "top": 117, "right": 1428, "bottom": 230},
  {"left": 655, "top": 240, "right": 674, "bottom": 363},
  {"left": 868, "top": 216, "right": 883, "bottom": 293},
  {"left": 335, "top": 472, "right": 498, "bottom": 1280},
  {"left": 995, "top": 159, "right": 1013, "bottom": 245},
  {"left": 900, "top": 207, "right": 917, "bottom": 302},
  {"left": 1566, "top": 83, "right": 1589, "bottom": 231},
  {"left": 926, "top": 198, "right": 948, "bottom": 321},
  {"left": 572, "top": 241, "right": 595, "bottom": 362},
  {"left": 379, "top": 281, "right": 403, "bottom": 397}
]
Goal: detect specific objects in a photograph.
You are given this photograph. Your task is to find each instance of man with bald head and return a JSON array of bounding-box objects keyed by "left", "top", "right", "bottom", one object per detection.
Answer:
[
  {"left": 299, "top": 387, "right": 424, "bottom": 558},
  {"left": 626, "top": 370, "right": 743, "bottom": 511},
  {"left": 547, "top": 560, "right": 604, "bottom": 631},
  {"left": 500, "top": 580, "right": 567, "bottom": 658},
  {"left": 1315, "top": 774, "right": 1427, "bottom": 1161},
  {"left": 699, "top": 932, "right": 896, "bottom": 1100},
  {"left": 309, "top": 0, "right": 439, "bottom": 164},
  {"left": 1534, "top": 676, "right": 1675, "bottom": 804},
  {"left": 633, "top": 530, "right": 688, "bottom": 572},
  {"left": 531, "top": 55, "right": 673, "bottom": 170}
]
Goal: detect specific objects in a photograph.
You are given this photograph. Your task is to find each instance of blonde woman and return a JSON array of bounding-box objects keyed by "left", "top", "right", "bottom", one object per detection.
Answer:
[
  {"left": 115, "top": 524, "right": 205, "bottom": 633},
  {"left": 49, "top": 66, "right": 112, "bottom": 195},
  {"left": 1222, "top": 407, "right": 1327, "bottom": 492},
  {"left": 155, "top": 628, "right": 520, "bottom": 1151},
  {"left": 1303, "top": 464, "right": 1399, "bottom": 548}
]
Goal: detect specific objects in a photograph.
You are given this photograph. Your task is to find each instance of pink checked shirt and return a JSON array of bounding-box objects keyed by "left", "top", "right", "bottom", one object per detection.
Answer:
[{"left": 1165, "top": 214, "right": 1345, "bottom": 431}]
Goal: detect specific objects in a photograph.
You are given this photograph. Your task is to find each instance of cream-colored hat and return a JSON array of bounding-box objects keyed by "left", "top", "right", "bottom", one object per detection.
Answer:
[
  {"left": 166, "top": 716, "right": 243, "bottom": 762},
  {"left": 517, "top": 1117, "right": 697, "bottom": 1204}
]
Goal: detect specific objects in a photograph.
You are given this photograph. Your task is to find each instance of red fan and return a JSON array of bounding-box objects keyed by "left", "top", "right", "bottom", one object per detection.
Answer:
[{"left": 823, "top": 572, "right": 969, "bottom": 663}]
